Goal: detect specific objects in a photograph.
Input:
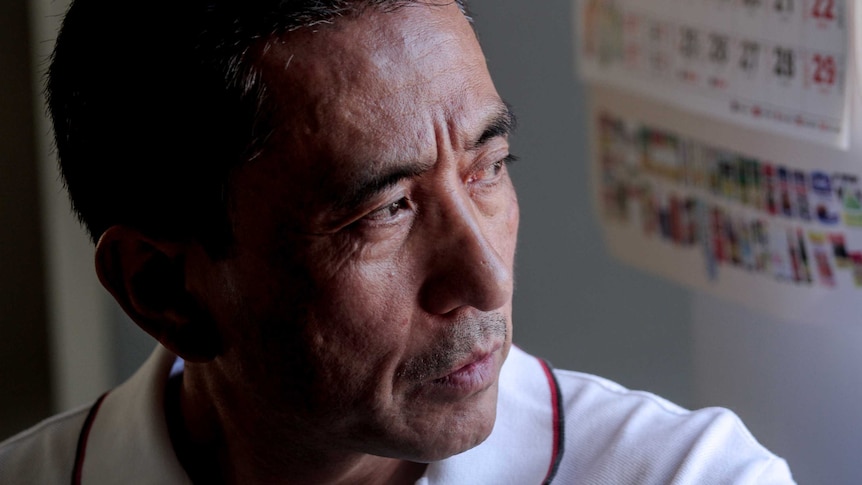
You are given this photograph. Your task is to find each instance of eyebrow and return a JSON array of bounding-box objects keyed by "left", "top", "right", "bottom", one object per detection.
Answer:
[
  {"left": 334, "top": 101, "right": 517, "bottom": 212},
  {"left": 471, "top": 101, "right": 517, "bottom": 150}
]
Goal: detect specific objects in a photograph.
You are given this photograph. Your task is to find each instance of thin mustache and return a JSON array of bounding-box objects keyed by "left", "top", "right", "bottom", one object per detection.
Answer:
[{"left": 397, "top": 313, "right": 508, "bottom": 382}]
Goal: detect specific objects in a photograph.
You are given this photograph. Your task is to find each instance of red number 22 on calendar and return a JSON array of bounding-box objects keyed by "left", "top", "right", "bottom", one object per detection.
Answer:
[{"left": 811, "top": 0, "right": 836, "bottom": 21}]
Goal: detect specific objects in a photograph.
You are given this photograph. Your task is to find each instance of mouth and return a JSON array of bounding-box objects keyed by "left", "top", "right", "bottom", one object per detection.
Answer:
[
  {"left": 427, "top": 342, "right": 504, "bottom": 398},
  {"left": 398, "top": 312, "right": 509, "bottom": 400}
]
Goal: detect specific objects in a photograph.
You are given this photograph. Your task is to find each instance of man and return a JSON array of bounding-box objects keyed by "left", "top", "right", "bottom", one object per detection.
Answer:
[{"left": 0, "top": 0, "right": 793, "bottom": 483}]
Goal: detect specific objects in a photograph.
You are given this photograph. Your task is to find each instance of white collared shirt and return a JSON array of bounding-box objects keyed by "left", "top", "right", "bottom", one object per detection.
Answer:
[{"left": 0, "top": 345, "right": 794, "bottom": 484}]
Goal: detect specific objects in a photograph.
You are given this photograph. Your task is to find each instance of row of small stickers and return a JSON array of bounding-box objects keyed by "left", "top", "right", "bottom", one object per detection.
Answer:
[
  {"left": 598, "top": 111, "right": 862, "bottom": 290},
  {"left": 601, "top": 116, "right": 862, "bottom": 227},
  {"left": 578, "top": 0, "right": 850, "bottom": 147}
]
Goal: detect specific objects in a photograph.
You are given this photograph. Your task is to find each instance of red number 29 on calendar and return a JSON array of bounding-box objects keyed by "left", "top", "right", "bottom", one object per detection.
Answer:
[{"left": 812, "top": 54, "right": 837, "bottom": 86}]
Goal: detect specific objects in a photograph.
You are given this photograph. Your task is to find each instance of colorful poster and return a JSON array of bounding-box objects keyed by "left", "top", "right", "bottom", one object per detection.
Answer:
[
  {"left": 590, "top": 85, "right": 862, "bottom": 325},
  {"left": 578, "top": 0, "right": 851, "bottom": 148}
]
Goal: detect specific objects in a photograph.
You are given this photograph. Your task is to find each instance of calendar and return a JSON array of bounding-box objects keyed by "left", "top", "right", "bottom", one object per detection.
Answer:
[{"left": 578, "top": 0, "right": 851, "bottom": 148}]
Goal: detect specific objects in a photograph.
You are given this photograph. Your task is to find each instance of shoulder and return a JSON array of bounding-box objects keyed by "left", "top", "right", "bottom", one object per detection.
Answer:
[
  {"left": 549, "top": 366, "right": 795, "bottom": 484},
  {"left": 0, "top": 403, "right": 91, "bottom": 484},
  {"left": 0, "top": 345, "right": 190, "bottom": 485}
]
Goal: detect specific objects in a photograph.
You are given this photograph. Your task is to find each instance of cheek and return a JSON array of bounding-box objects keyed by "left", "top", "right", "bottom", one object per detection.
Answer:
[
  {"left": 507, "top": 191, "right": 520, "bottom": 235},
  {"left": 305, "top": 256, "right": 416, "bottom": 365},
  {"left": 315, "top": 260, "right": 414, "bottom": 338},
  {"left": 499, "top": 187, "right": 520, "bottom": 261},
  {"left": 298, "top": 265, "right": 419, "bottom": 414}
]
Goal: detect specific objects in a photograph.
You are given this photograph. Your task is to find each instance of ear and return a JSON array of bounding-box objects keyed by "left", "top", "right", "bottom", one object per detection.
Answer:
[{"left": 95, "top": 225, "right": 222, "bottom": 362}]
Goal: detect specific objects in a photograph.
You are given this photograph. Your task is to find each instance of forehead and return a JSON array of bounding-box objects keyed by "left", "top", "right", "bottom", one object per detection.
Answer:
[{"left": 257, "top": 3, "right": 495, "bottom": 161}]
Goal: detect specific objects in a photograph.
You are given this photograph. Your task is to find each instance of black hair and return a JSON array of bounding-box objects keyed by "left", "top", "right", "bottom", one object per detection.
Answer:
[{"left": 47, "top": 0, "right": 470, "bottom": 256}]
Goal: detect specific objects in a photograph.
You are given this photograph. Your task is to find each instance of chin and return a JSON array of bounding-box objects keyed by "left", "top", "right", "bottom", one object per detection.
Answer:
[{"left": 403, "top": 382, "right": 501, "bottom": 462}]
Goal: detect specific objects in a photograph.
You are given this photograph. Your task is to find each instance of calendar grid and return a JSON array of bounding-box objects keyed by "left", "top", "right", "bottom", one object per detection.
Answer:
[{"left": 578, "top": 0, "right": 850, "bottom": 147}]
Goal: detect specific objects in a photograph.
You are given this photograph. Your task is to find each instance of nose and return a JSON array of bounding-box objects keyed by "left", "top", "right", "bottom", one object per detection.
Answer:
[{"left": 418, "top": 186, "right": 513, "bottom": 315}]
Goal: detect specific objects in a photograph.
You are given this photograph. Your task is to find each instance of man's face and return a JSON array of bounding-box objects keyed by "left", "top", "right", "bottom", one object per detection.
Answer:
[{"left": 196, "top": 3, "right": 519, "bottom": 461}]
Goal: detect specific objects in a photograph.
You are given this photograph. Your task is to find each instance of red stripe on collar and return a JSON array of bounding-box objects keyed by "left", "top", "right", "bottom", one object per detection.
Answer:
[
  {"left": 72, "top": 392, "right": 109, "bottom": 485},
  {"left": 538, "top": 359, "right": 564, "bottom": 485}
]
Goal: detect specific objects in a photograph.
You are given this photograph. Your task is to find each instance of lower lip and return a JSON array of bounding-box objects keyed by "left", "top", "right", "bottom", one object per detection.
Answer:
[{"left": 430, "top": 353, "right": 498, "bottom": 397}]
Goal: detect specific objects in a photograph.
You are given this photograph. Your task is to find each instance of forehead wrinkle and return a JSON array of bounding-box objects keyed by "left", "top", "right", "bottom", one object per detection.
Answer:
[
  {"left": 258, "top": 4, "right": 479, "bottom": 133},
  {"left": 247, "top": 3, "right": 489, "bottom": 213},
  {"left": 437, "top": 93, "right": 511, "bottom": 158}
]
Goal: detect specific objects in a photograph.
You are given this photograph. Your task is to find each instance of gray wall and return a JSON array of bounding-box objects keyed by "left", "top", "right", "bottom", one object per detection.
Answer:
[
  {"left": 0, "top": 0, "right": 51, "bottom": 438},
  {"left": 693, "top": 295, "right": 862, "bottom": 484}
]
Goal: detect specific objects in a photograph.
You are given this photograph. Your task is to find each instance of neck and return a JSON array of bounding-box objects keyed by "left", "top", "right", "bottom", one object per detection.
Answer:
[{"left": 164, "top": 368, "right": 427, "bottom": 485}]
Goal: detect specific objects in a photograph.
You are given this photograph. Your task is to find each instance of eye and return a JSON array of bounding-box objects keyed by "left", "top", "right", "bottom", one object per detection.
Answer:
[
  {"left": 468, "top": 154, "right": 518, "bottom": 185},
  {"left": 363, "top": 197, "right": 413, "bottom": 224}
]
